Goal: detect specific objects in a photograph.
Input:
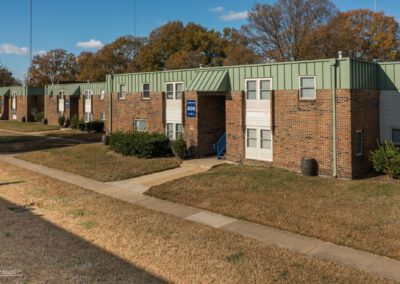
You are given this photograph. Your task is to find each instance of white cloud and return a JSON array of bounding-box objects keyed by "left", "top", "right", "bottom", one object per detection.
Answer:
[
  {"left": 220, "top": 10, "right": 248, "bottom": 21},
  {"left": 0, "top": 43, "right": 29, "bottom": 55},
  {"left": 76, "top": 39, "right": 104, "bottom": 49},
  {"left": 210, "top": 6, "right": 225, "bottom": 13}
]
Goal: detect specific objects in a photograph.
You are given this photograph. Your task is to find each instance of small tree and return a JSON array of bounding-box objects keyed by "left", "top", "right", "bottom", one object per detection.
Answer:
[{"left": 370, "top": 142, "right": 400, "bottom": 179}]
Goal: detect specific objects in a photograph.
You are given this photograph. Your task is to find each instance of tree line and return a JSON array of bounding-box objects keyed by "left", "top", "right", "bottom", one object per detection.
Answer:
[{"left": 1, "top": 0, "right": 399, "bottom": 86}]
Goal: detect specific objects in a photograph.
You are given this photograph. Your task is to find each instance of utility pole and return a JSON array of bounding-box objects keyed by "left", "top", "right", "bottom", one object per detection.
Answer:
[
  {"left": 133, "top": 0, "right": 137, "bottom": 36},
  {"left": 29, "top": 0, "right": 33, "bottom": 85}
]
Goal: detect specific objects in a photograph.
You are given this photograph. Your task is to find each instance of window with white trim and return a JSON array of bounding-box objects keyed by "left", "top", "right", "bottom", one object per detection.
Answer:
[
  {"left": 100, "top": 90, "right": 105, "bottom": 100},
  {"left": 247, "top": 128, "right": 257, "bottom": 148},
  {"left": 260, "top": 129, "right": 272, "bottom": 150},
  {"left": 119, "top": 85, "right": 126, "bottom": 100},
  {"left": 392, "top": 129, "right": 400, "bottom": 145},
  {"left": 356, "top": 130, "right": 363, "bottom": 156},
  {"left": 134, "top": 119, "right": 147, "bottom": 132},
  {"left": 299, "top": 76, "right": 316, "bottom": 100},
  {"left": 166, "top": 123, "right": 183, "bottom": 140},
  {"left": 11, "top": 92, "right": 17, "bottom": 116},
  {"left": 143, "top": 83, "right": 150, "bottom": 99},
  {"left": 100, "top": 112, "right": 106, "bottom": 121},
  {"left": 246, "top": 79, "right": 271, "bottom": 100},
  {"left": 84, "top": 90, "right": 92, "bottom": 122},
  {"left": 49, "top": 90, "right": 54, "bottom": 99},
  {"left": 166, "top": 82, "right": 183, "bottom": 100},
  {"left": 59, "top": 90, "right": 65, "bottom": 117}
]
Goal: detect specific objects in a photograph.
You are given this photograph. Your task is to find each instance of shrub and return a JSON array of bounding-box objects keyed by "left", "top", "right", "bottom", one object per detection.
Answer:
[
  {"left": 33, "top": 112, "right": 44, "bottom": 122},
  {"left": 172, "top": 138, "right": 188, "bottom": 159},
  {"left": 58, "top": 116, "right": 65, "bottom": 127},
  {"left": 71, "top": 115, "right": 80, "bottom": 129},
  {"left": 85, "top": 120, "right": 104, "bottom": 133},
  {"left": 370, "top": 142, "right": 400, "bottom": 179},
  {"left": 78, "top": 120, "right": 86, "bottom": 131},
  {"left": 109, "top": 131, "right": 170, "bottom": 158}
]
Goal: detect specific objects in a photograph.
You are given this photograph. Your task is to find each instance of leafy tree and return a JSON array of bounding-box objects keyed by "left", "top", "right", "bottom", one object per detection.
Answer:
[
  {"left": 222, "top": 28, "right": 260, "bottom": 66},
  {"left": 0, "top": 63, "right": 20, "bottom": 86},
  {"left": 312, "top": 10, "right": 400, "bottom": 61},
  {"left": 28, "top": 49, "right": 78, "bottom": 85},
  {"left": 243, "top": 0, "right": 337, "bottom": 61}
]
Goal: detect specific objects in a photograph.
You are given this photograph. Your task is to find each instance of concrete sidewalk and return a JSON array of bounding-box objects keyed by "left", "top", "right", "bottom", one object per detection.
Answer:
[{"left": 0, "top": 154, "right": 399, "bottom": 282}]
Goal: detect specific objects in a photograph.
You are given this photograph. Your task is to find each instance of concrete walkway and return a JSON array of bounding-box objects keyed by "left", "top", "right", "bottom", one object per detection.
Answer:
[{"left": 0, "top": 155, "right": 399, "bottom": 282}]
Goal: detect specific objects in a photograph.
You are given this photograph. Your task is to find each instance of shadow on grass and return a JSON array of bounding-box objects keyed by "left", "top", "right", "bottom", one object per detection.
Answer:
[
  {"left": 0, "top": 181, "right": 25, "bottom": 187},
  {"left": 0, "top": 197, "right": 166, "bottom": 283}
]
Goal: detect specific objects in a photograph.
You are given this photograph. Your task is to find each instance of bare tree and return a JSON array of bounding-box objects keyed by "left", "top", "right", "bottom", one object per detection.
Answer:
[{"left": 243, "top": 0, "right": 337, "bottom": 61}]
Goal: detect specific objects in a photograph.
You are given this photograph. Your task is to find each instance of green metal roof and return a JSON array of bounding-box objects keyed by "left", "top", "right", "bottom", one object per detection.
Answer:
[
  {"left": 46, "top": 82, "right": 106, "bottom": 96},
  {"left": 0, "top": 87, "right": 10, "bottom": 97},
  {"left": 187, "top": 69, "right": 230, "bottom": 92}
]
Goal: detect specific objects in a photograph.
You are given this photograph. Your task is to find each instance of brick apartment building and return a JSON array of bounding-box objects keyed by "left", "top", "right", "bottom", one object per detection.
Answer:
[
  {"left": 1, "top": 57, "right": 399, "bottom": 179},
  {"left": 0, "top": 86, "right": 44, "bottom": 121}
]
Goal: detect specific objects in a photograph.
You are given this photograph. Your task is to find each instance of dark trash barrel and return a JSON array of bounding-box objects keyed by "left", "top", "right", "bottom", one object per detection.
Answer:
[
  {"left": 301, "top": 157, "right": 318, "bottom": 176},
  {"left": 102, "top": 135, "right": 109, "bottom": 145}
]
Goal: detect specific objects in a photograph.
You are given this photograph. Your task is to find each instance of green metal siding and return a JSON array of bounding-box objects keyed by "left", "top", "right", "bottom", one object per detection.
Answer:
[
  {"left": 6, "top": 86, "right": 44, "bottom": 96},
  {"left": 378, "top": 62, "right": 400, "bottom": 90},
  {"left": 0, "top": 87, "right": 10, "bottom": 97},
  {"left": 350, "top": 59, "right": 377, "bottom": 89},
  {"left": 187, "top": 70, "right": 229, "bottom": 92},
  {"left": 46, "top": 82, "right": 106, "bottom": 96}
]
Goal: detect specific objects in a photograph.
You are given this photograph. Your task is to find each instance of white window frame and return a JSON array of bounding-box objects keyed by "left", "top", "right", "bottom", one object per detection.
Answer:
[
  {"left": 166, "top": 122, "right": 183, "bottom": 140},
  {"left": 166, "top": 82, "right": 183, "bottom": 100},
  {"left": 59, "top": 90, "right": 66, "bottom": 117},
  {"left": 100, "top": 112, "right": 106, "bottom": 121},
  {"left": 142, "top": 83, "right": 150, "bottom": 100},
  {"left": 11, "top": 91, "right": 17, "bottom": 117},
  {"left": 355, "top": 130, "right": 363, "bottom": 156},
  {"left": 100, "top": 89, "right": 105, "bottom": 100},
  {"left": 134, "top": 119, "right": 147, "bottom": 132},
  {"left": 245, "top": 78, "right": 272, "bottom": 101},
  {"left": 391, "top": 128, "right": 400, "bottom": 145},
  {"left": 49, "top": 90, "right": 54, "bottom": 99},
  {"left": 119, "top": 84, "right": 126, "bottom": 100},
  {"left": 299, "top": 76, "right": 317, "bottom": 101}
]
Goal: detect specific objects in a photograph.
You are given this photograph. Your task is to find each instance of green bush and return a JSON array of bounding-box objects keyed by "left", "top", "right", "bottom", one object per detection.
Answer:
[
  {"left": 85, "top": 120, "right": 104, "bottom": 133},
  {"left": 109, "top": 131, "right": 170, "bottom": 158},
  {"left": 171, "top": 138, "right": 188, "bottom": 159},
  {"left": 71, "top": 115, "right": 80, "bottom": 129},
  {"left": 33, "top": 112, "right": 44, "bottom": 122},
  {"left": 370, "top": 142, "right": 400, "bottom": 179},
  {"left": 58, "top": 116, "right": 65, "bottom": 127},
  {"left": 78, "top": 121, "right": 86, "bottom": 131}
]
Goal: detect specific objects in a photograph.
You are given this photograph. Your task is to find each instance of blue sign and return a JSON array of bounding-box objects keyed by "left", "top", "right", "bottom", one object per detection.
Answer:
[
  {"left": 65, "top": 100, "right": 70, "bottom": 108},
  {"left": 186, "top": 100, "right": 196, "bottom": 117}
]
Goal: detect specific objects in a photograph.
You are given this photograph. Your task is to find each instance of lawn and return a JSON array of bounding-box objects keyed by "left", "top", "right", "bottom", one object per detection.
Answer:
[
  {"left": 0, "top": 130, "right": 43, "bottom": 144},
  {"left": 43, "top": 129, "right": 104, "bottom": 143},
  {"left": 146, "top": 164, "right": 400, "bottom": 261},
  {"left": 0, "top": 162, "right": 388, "bottom": 283},
  {"left": 18, "top": 143, "right": 181, "bottom": 182},
  {"left": 0, "top": 120, "right": 60, "bottom": 132}
]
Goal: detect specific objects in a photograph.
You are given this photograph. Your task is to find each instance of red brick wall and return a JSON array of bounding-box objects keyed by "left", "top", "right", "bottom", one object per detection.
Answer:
[
  {"left": 110, "top": 92, "right": 164, "bottom": 133},
  {"left": 225, "top": 89, "right": 370, "bottom": 178},
  {"left": 350, "top": 89, "right": 380, "bottom": 178},
  {"left": 45, "top": 95, "right": 59, "bottom": 125},
  {"left": 92, "top": 96, "right": 108, "bottom": 122},
  {"left": 9, "top": 95, "right": 27, "bottom": 121}
]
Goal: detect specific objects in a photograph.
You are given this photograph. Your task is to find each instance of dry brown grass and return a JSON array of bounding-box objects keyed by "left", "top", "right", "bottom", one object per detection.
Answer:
[
  {"left": 147, "top": 164, "right": 400, "bottom": 260},
  {"left": 18, "top": 143, "right": 181, "bottom": 182},
  {"left": 0, "top": 162, "right": 390, "bottom": 283},
  {"left": 0, "top": 120, "right": 59, "bottom": 132}
]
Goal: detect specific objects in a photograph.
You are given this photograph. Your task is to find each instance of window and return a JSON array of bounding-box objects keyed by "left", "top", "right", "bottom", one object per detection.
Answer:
[
  {"left": 119, "top": 85, "right": 126, "bottom": 100},
  {"left": 166, "top": 123, "right": 183, "bottom": 140},
  {"left": 246, "top": 79, "right": 271, "bottom": 100},
  {"left": 166, "top": 83, "right": 174, "bottom": 100},
  {"left": 166, "top": 123, "right": 174, "bottom": 139},
  {"left": 84, "top": 90, "right": 92, "bottom": 99},
  {"left": 100, "top": 90, "right": 105, "bottom": 100},
  {"left": 143, "top": 84, "right": 150, "bottom": 99},
  {"left": 247, "top": 129, "right": 257, "bottom": 148},
  {"left": 59, "top": 91, "right": 65, "bottom": 117},
  {"left": 101, "top": 112, "right": 106, "bottom": 121},
  {"left": 134, "top": 119, "right": 147, "bottom": 132},
  {"left": 246, "top": 80, "right": 257, "bottom": 100},
  {"left": 166, "top": 82, "right": 183, "bottom": 100},
  {"left": 176, "top": 123, "right": 183, "bottom": 139},
  {"left": 11, "top": 92, "right": 17, "bottom": 116},
  {"left": 260, "top": 129, "right": 272, "bottom": 150},
  {"left": 356, "top": 130, "right": 363, "bottom": 156},
  {"left": 49, "top": 90, "right": 54, "bottom": 99},
  {"left": 299, "top": 76, "right": 316, "bottom": 100},
  {"left": 392, "top": 129, "right": 400, "bottom": 145},
  {"left": 84, "top": 112, "right": 92, "bottom": 122}
]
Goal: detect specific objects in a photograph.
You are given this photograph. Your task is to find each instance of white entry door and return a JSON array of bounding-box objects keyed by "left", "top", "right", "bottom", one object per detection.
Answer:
[
  {"left": 245, "top": 78, "right": 273, "bottom": 161},
  {"left": 380, "top": 90, "right": 400, "bottom": 145},
  {"left": 11, "top": 93, "right": 17, "bottom": 119}
]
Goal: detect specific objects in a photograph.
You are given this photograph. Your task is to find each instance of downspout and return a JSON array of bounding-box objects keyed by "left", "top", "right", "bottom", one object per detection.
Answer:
[
  {"left": 108, "top": 74, "right": 114, "bottom": 133},
  {"left": 331, "top": 59, "right": 338, "bottom": 178}
]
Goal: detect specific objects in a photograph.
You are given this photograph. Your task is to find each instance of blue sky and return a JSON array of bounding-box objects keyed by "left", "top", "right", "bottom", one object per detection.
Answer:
[{"left": 0, "top": 0, "right": 398, "bottom": 80}]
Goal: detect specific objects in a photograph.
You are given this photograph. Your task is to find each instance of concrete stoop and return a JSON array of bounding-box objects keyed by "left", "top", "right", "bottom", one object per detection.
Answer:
[{"left": 0, "top": 154, "right": 399, "bottom": 282}]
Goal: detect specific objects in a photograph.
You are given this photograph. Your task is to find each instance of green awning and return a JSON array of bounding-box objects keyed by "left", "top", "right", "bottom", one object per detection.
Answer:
[{"left": 187, "top": 69, "right": 230, "bottom": 92}]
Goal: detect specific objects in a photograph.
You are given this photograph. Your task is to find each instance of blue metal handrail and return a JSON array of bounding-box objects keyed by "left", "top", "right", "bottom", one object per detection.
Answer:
[{"left": 213, "top": 132, "right": 226, "bottom": 159}]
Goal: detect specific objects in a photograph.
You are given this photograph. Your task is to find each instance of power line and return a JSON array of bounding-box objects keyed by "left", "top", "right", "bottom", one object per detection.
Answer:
[{"left": 29, "top": 0, "right": 33, "bottom": 83}]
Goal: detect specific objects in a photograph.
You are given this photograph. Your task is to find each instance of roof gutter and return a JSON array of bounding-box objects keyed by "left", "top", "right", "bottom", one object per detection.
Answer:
[
  {"left": 331, "top": 59, "right": 338, "bottom": 178},
  {"left": 108, "top": 74, "right": 114, "bottom": 133}
]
